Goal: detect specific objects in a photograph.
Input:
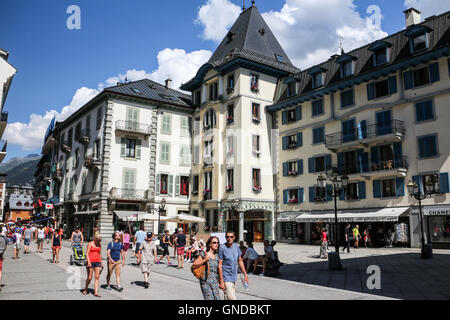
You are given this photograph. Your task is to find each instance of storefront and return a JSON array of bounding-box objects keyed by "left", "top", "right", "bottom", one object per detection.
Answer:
[
  {"left": 422, "top": 205, "right": 450, "bottom": 249},
  {"left": 73, "top": 211, "right": 99, "bottom": 241},
  {"left": 277, "top": 212, "right": 305, "bottom": 244},
  {"left": 295, "top": 207, "right": 411, "bottom": 247}
]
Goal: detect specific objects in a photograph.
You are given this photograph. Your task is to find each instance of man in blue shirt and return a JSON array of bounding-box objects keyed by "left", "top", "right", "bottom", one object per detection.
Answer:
[
  {"left": 218, "top": 231, "right": 249, "bottom": 300},
  {"left": 106, "top": 232, "right": 125, "bottom": 291},
  {"left": 134, "top": 226, "right": 146, "bottom": 264}
]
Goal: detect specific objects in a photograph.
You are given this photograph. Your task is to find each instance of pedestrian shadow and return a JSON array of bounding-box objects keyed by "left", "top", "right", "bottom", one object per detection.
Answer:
[
  {"left": 130, "top": 281, "right": 146, "bottom": 288},
  {"left": 276, "top": 251, "right": 450, "bottom": 300}
]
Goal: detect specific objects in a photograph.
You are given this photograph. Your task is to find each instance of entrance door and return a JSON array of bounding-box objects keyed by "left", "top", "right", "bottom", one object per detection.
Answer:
[
  {"left": 253, "top": 221, "right": 264, "bottom": 242},
  {"left": 178, "top": 223, "right": 188, "bottom": 234},
  {"left": 244, "top": 221, "right": 253, "bottom": 243}
]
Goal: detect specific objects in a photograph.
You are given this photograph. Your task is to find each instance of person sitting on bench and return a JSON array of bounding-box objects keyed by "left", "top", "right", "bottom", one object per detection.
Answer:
[
  {"left": 253, "top": 240, "right": 274, "bottom": 277},
  {"left": 243, "top": 243, "right": 259, "bottom": 274}
]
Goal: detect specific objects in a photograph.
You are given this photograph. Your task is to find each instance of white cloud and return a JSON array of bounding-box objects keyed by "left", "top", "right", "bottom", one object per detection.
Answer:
[
  {"left": 404, "top": 0, "right": 450, "bottom": 20},
  {"left": 195, "top": 0, "right": 241, "bottom": 42},
  {"left": 6, "top": 49, "right": 211, "bottom": 152},
  {"left": 262, "top": 0, "right": 388, "bottom": 69}
]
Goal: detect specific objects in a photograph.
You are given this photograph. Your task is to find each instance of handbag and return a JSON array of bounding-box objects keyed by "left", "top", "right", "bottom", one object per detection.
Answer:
[{"left": 191, "top": 253, "right": 210, "bottom": 280}]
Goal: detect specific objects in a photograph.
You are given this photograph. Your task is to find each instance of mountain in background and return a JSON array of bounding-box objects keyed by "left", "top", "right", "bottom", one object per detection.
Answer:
[{"left": 0, "top": 154, "right": 41, "bottom": 186}]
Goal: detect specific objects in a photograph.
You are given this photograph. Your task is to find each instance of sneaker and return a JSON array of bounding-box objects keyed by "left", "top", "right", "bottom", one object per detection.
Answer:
[
  {"left": 144, "top": 282, "right": 149, "bottom": 289},
  {"left": 106, "top": 285, "right": 111, "bottom": 291},
  {"left": 249, "top": 272, "right": 255, "bottom": 275},
  {"left": 117, "top": 286, "right": 123, "bottom": 292}
]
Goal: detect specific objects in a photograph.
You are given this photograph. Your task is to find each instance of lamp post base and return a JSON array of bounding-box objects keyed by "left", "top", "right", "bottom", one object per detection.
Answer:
[
  {"left": 421, "top": 244, "right": 433, "bottom": 259},
  {"left": 328, "top": 251, "right": 342, "bottom": 270}
]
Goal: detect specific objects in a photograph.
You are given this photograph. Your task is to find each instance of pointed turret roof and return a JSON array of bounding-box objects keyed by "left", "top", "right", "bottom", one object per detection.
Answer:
[{"left": 181, "top": 5, "right": 298, "bottom": 91}]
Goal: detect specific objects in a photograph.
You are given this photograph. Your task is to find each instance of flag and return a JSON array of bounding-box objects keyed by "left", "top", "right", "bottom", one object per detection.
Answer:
[{"left": 38, "top": 199, "right": 43, "bottom": 207}]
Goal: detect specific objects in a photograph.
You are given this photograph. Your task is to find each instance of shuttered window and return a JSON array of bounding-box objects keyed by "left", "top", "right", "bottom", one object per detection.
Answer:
[
  {"left": 418, "top": 134, "right": 438, "bottom": 158},
  {"left": 415, "top": 100, "right": 434, "bottom": 122}
]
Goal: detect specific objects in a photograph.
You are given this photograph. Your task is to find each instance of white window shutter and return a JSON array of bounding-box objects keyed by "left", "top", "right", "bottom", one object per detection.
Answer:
[{"left": 175, "top": 175, "right": 180, "bottom": 196}]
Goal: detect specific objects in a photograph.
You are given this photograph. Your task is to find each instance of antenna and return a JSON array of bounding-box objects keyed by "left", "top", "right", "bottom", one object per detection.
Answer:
[
  {"left": 339, "top": 36, "right": 344, "bottom": 54},
  {"left": 242, "top": 0, "right": 245, "bottom": 11}
]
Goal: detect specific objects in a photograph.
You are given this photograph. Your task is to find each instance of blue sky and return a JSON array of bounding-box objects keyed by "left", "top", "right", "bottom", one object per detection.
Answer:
[{"left": 1, "top": 0, "right": 449, "bottom": 161}]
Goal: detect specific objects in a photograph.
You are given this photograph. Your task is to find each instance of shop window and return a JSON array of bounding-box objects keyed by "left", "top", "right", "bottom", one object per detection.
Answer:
[{"left": 428, "top": 216, "right": 450, "bottom": 243}]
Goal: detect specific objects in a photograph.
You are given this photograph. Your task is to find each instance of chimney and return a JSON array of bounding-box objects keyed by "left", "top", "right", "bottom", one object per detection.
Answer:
[
  {"left": 165, "top": 78, "right": 172, "bottom": 89},
  {"left": 404, "top": 8, "right": 421, "bottom": 27}
]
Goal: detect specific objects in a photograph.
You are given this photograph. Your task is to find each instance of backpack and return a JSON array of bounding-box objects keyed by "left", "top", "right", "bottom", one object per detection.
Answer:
[{"left": 0, "top": 235, "right": 7, "bottom": 257}]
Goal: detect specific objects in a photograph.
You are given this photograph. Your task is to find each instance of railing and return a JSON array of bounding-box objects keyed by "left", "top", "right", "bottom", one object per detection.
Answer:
[
  {"left": 203, "top": 156, "right": 213, "bottom": 167},
  {"left": 1, "top": 112, "right": 8, "bottom": 122},
  {"left": 203, "top": 190, "right": 212, "bottom": 200},
  {"left": 115, "top": 120, "right": 151, "bottom": 135},
  {"left": 75, "top": 129, "right": 90, "bottom": 144},
  {"left": 331, "top": 156, "right": 408, "bottom": 175},
  {"left": 325, "top": 120, "right": 405, "bottom": 149},
  {"left": 111, "top": 188, "right": 147, "bottom": 200}
]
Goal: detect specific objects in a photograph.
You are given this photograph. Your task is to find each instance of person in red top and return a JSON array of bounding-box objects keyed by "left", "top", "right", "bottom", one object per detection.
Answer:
[
  {"left": 83, "top": 233, "right": 103, "bottom": 297},
  {"left": 319, "top": 228, "right": 328, "bottom": 259}
]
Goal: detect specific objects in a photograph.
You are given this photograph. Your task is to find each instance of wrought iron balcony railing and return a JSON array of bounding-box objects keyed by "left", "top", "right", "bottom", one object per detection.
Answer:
[
  {"left": 331, "top": 156, "right": 408, "bottom": 175},
  {"left": 115, "top": 120, "right": 151, "bottom": 135},
  {"left": 110, "top": 188, "right": 148, "bottom": 200}
]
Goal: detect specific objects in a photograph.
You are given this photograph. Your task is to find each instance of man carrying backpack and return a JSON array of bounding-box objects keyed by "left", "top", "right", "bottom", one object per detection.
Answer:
[{"left": 0, "top": 231, "right": 8, "bottom": 292}]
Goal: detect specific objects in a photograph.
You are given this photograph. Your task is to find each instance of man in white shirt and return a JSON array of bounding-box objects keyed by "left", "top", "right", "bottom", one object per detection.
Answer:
[
  {"left": 1, "top": 224, "right": 6, "bottom": 237},
  {"left": 253, "top": 240, "right": 274, "bottom": 277},
  {"left": 243, "top": 244, "right": 259, "bottom": 274}
]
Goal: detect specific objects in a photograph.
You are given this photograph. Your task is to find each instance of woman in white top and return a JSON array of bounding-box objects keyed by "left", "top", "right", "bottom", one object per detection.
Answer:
[
  {"left": 13, "top": 231, "right": 22, "bottom": 259},
  {"left": 37, "top": 226, "right": 46, "bottom": 253}
]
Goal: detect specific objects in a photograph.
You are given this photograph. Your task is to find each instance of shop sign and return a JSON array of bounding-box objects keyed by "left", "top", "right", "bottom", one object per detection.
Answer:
[
  {"left": 244, "top": 211, "right": 265, "bottom": 220},
  {"left": 423, "top": 206, "right": 450, "bottom": 216},
  {"left": 45, "top": 204, "right": 54, "bottom": 210}
]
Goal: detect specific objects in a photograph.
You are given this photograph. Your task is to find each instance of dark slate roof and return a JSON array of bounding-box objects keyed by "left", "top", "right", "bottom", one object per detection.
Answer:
[
  {"left": 181, "top": 5, "right": 299, "bottom": 91},
  {"left": 274, "top": 10, "right": 450, "bottom": 105},
  {"left": 104, "top": 78, "right": 192, "bottom": 108}
]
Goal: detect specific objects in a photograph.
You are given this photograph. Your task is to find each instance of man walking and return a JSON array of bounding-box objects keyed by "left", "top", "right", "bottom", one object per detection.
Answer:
[
  {"left": 134, "top": 226, "right": 146, "bottom": 265},
  {"left": 342, "top": 224, "right": 352, "bottom": 253},
  {"left": 218, "top": 231, "right": 249, "bottom": 300},
  {"left": 175, "top": 228, "right": 186, "bottom": 269},
  {"left": 106, "top": 232, "right": 125, "bottom": 291},
  {"left": 23, "top": 225, "right": 33, "bottom": 254},
  {"left": 139, "top": 232, "right": 159, "bottom": 289},
  {"left": 0, "top": 231, "right": 7, "bottom": 292},
  {"left": 37, "top": 225, "right": 45, "bottom": 253},
  {"left": 158, "top": 230, "right": 172, "bottom": 266}
]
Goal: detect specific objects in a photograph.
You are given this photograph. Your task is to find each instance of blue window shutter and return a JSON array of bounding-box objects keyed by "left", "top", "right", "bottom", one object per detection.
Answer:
[
  {"left": 283, "top": 190, "right": 288, "bottom": 204},
  {"left": 309, "top": 186, "right": 315, "bottom": 203},
  {"left": 283, "top": 162, "right": 288, "bottom": 177},
  {"left": 448, "top": 58, "right": 450, "bottom": 77},
  {"left": 312, "top": 128, "right": 318, "bottom": 144},
  {"left": 282, "top": 136, "right": 287, "bottom": 150},
  {"left": 404, "top": 71, "right": 413, "bottom": 90},
  {"left": 412, "top": 175, "right": 423, "bottom": 194},
  {"left": 393, "top": 142, "right": 402, "bottom": 168},
  {"left": 308, "top": 157, "right": 315, "bottom": 173},
  {"left": 415, "top": 102, "right": 424, "bottom": 122},
  {"left": 339, "top": 187, "right": 345, "bottom": 200},
  {"left": 298, "top": 159, "right": 303, "bottom": 175},
  {"left": 340, "top": 91, "right": 345, "bottom": 108},
  {"left": 326, "top": 185, "right": 332, "bottom": 202},
  {"left": 320, "top": 127, "right": 325, "bottom": 143},
  {"left": 120, "top": 138, "right": 126, "bottom": 157},
  {"left": 296, "top": 106, "right": 302, "bottom": 121},
  {"left": 423, "top": 100, "right": 433, "bottom": 120},
  {"left": 367, "top": 83, "right": 375, "bottom": 100},
  {"left": 282, "top": 111, "right": 287, "bottom": 124},
  {"left": 362, "top": 152, "right": 369, "bottom": 172},
  {"left": 388, "top": 76, "right": 397, "bottom": 95},
  {"left": 298, "top": 188, "right": 304, "bottom": 203},
  {"left": 439, "top": 173, "right": 449, "bottom": 193},
  {"left": 297, "top": 132, "right": 303, "bottom": 147},
  {"left": 396, "top": 177, "right": 405, "bottom": 197},
  {"left": 337, "top": 153, "right": 344, "bottom": 175},
  {"left": 371, "top": 146, "right": 379, "bottom": 165},
  {"left": 325, "top": 154, "right": 332, "bottom": 171},
  {"left": 373, "top": 180, "right": 381, "bottom": 198},
  {"left": 358, "top": 181, "right": 366, "bottom": 199},
  {"left": 429, "top": 62, "right": 440, "bottom": 83}
]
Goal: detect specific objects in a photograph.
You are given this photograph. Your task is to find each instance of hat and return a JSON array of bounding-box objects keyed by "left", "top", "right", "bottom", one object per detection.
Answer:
[
  {"left": 94, "top": 232, "right": 102, "bottom": 239},
  {"left": 146, "top": 232, "right": 153, "bottom": 238}
]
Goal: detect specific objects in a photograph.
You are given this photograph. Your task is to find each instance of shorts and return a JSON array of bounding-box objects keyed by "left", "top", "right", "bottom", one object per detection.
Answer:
[
  {"left": 135, "top": 243, "right": 141, "bottom": 254},
  {"left": 162, "top": 246, "right": 170, "bottom": 256},
  {"left": 107, "top": 260, "right": 122, "bottom": 274},
  {"left": 13, "top": 243, "right": 20, "bottom": 250},
  {"left": 24, "top": 239, "right": 31, "bottom": 246},
  {"left": 89, "top": 262, "right": 102, "bottom": 268},
  {"left": 141, "top": 262, "right": 153, "bottom": 273},
  {"left": 52, "top": 246, "right": 61, "bottom": 251},
  {"left": 177, "top": 247, "right": 185, "bottom": 256},
  {"left": 37, "top": 238, "right": 44, "bottom": 244},
  {"left": 224, "top": 282, "right": 237, "bottom": 300},
  {"left": 123, "top": 243, "right": 130, "bottom": 252}
]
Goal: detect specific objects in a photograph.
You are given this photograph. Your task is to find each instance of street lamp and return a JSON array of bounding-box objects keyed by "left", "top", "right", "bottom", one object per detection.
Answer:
[
  {"left": 157, "top": 198, "right": 166, "bottom": 236},
  {"left": 407, "top": 179, "right": 435, "bottom": 259},
  {"left": 316, "top": 173, "right": 349, "bottom": 270}
]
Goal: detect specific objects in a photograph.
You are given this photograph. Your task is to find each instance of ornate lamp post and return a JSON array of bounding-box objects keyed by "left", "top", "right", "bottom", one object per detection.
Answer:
[
  {"left": 157, "top": 198, "right": 167, "bottom": 236},
  {"left": 317, "top": 173, "right": 349, "bottom": 270},
  {"left": 407, "top": 179, "right": 435, "bottom": 259}
]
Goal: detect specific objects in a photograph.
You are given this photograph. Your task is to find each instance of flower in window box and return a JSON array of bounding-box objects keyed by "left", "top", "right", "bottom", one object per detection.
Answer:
[
  {"left": 160, "top": 190, "right": 168, "bottom": 194},
  {"left": 203, "top": 124, "right": 211, "bottom": 131},
  {"left": 192, "top": 190, "right": 198, "bottom": 195},
  {"left": 203, "top": 189, "right": 210, "bottom": 194},
  {"left": 288, "top": 198, "right": 298, "bottom": 204},
  {"left": 226, "top": 185, "right": 233, "bottom": 192},
  {"left": 253, "top": 185, "right": 262, "bottom": 192},
  {"left": 288, "top": 170, "right": 297, "bottom": 176},
  {"left": 227, "top": 116, "right": 234, "bottom": 121}
]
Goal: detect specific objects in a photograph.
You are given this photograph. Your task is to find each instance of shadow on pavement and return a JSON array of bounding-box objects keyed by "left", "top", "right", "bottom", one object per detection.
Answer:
[{"left": 276, "top": 252, "right": 450, "bottom": 300}]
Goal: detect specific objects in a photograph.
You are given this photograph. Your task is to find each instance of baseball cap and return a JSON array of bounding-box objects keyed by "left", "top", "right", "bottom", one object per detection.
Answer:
[{"left": 146, "top": 232, "right": 153, "bottom": 238}]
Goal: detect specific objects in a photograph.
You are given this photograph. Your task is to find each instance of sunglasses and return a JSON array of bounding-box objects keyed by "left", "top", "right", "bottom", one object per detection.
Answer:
[
  {"left": 211, "top": 241, "right": 219, "bottom": 244},
  {"left": 226, "top": 236, "right": 234, "bottom": 239}
]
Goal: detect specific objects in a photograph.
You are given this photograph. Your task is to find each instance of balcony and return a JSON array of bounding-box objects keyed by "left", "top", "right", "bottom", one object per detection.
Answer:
[
  {"left": 115, "top": 120, "right": 151, "bottom": 136},
  {"left": 0, "top": 140, "right": 6, "bottom": 163},
  {"left": 331, "top": 156, "right": 408, "bottom": 178},
  {"left": 84, "top": 154, "right": 102, "bottom": 169},
  {"left": 203, "top": 189, "right": 212, "bottom": 200},
  {"left": 0, "top": 112, "right": 8, "bottom": 138},
  {"left": 203, "top": 156, "right": 213, "bottom": 167},
  {"left": 75, "top": 129, "right": 90, "bottom": 145},
  {"left": 110, "top": 187, "right": 148, "bottom": 200},
  {"left": 61, "top": 141, "right": 72, "bottom": 153},
  {"left": 325, "top": 120, "right": 405, "bottom": 151}
]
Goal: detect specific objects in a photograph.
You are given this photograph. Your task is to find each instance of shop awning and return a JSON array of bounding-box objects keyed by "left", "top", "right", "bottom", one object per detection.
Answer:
[
  {"left": 296, "top": 207, "right": 410, "bottom": 223},
  {"left": 74, "top": 211, "right": 99, "bottom": 216},
  {"left": 277, "top": 212, "right": 302, "bottom": 222},
  {"left": 162, "top": 214, "right": 206, "bottom": 223},
  {"left": 114, "top": 211, "right": 162, "bottom": 222}
]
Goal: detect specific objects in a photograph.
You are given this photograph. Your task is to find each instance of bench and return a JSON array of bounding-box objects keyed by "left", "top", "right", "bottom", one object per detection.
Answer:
[{"left": 254, "top": 251, "right": 281, "bottom": 277}]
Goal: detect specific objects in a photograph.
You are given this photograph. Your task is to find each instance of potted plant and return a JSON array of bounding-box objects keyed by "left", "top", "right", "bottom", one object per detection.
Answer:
[
  {"left": 288, "top": 198, "right": 299, "bottom": 204},
  {"left": 226, "top": 185, "right": 233, "bottom": 192},
  {"left": 253, "top": 185, "right": 262, "bottom": 192}
]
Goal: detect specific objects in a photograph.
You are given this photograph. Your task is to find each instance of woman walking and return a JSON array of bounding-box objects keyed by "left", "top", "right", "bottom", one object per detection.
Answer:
[
  {"left": 83, "top": 233, "right": 103, "bottom": 297},
  {"left": 51, "top": 227, "right": 62, "bottom": 263},
  {"left": 192, "top": 236, "right": 221, "bottom": 300},
  {"left": 122, "top": 231, "right": 131, "bottom": 253}
]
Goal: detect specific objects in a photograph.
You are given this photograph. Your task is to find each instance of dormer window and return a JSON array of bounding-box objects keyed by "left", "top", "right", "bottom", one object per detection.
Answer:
[
  {"left": 287, "top": 81, "right": 297, "bottom": 97},
  {"left": 341, "top": 61, "right": 353, "bottom": 77},
  {"left": 405, "top": 24, "right": 432, "bottom": 54},
  {"left": 258, "top": 28, "right": 266, "bottom": 36},
  {"left": 369, "top": 40, "right": 392, "bottom": 67},
  {"left": 275, "top": 54, "right": 284, "bottom": 62},
  {"left": 336, "top": 53, "right": 357, "bottom": 78},
  {"left": 226, "top": 32, "right": 235, "bottom": 43},
  {"left": 309, "top": 66, "right": 326, "bottom": 89}
]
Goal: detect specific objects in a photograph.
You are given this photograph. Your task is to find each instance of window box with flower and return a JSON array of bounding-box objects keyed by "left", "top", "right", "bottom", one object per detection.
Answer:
[
  {"left": 288, "top": 198, "right": 298, "bottom": 204},
  {"left": 160, "top": 190, "right": 168, "bottom": 195},
  {"left": 203, "top": 124, "right": 211, "bottom": 131},
  {"left": 226, "top": 87, "right": 234, "bottom": 94},
  {"left": 226, "top": 116, "right": 234, "bottom": 124},
  {"left": 192, "top": 190, "right": 198, "bottom": 195},
  {"left": 225, "top": 185, "right": 233, "bottom": 192},
  {"left": 253, "top": 186, "right": 262, "bottom": 192},
  {"left": 288, "top": 170, "right": 297, "bottom": 176},
  {"left": 251, "top": 85, "right": 259, "bottom": 93}
]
